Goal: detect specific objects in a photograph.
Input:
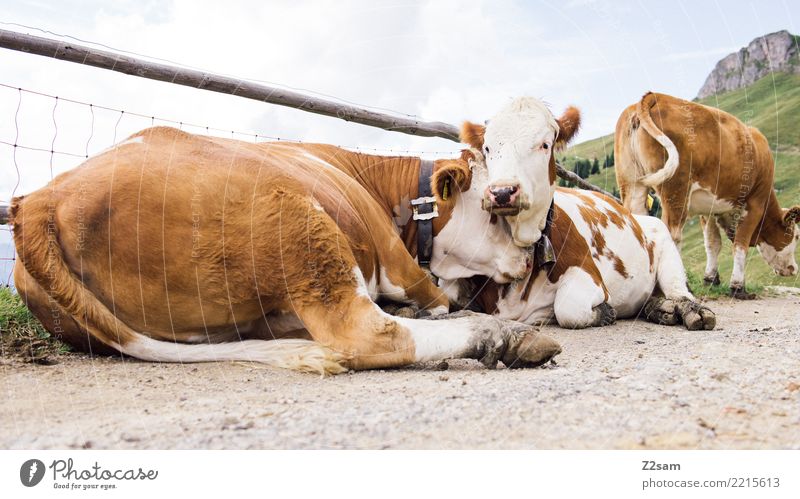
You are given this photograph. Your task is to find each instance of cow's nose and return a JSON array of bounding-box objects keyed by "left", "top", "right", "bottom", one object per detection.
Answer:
[
  {"left": 485, "top": 184, "right": 520, "bottom": 206},
  {"left": 789, "top": 264, "right": 797, "bottom": 275}
]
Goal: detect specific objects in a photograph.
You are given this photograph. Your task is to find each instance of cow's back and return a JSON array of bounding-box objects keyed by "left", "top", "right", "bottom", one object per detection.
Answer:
[{"left": 633, "top": 94, "right": 770, "bottom": 201}]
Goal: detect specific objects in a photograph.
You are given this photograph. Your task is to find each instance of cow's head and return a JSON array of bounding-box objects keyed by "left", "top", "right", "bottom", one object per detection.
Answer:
[
  {"left": 461, "top": 97, "right": 580, "bottom": 246},
  {"left": 430, "top": 150, "right": 531, "bottom": 283},
  {"left": 758, "top": 206, "right": 800, "bottom": 277}
]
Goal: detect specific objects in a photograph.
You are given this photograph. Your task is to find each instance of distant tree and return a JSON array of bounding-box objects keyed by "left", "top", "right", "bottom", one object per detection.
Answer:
[
  {"left": 591, "top": 157, "right": 600, "bottom": 175},
  {"left": 578, "top": 159, "right": 591, "bottom": 179}
]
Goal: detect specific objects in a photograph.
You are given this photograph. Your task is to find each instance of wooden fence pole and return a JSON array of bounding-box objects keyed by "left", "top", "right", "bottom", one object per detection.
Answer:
[{"left": 0, "top": 28, "right": 617, "bottom": 199}]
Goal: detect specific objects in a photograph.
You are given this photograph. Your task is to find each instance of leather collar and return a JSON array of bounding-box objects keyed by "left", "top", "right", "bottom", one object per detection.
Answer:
[{"left": 411, "top": 159, "right": 438, "bottom": 267}]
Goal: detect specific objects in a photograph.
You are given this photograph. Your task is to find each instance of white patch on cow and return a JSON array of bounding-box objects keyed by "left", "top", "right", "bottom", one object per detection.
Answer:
[
  {"left": 430, "top": 158, "right": 529, "bottom": 283},
  {"left": 310, "top": 198, "right": 326, "bottom": 212},
  {"left": 114, "top": 334, "right": 344, "bottom": 374},
  {"left": 428, "top": 305, "right": 448, "bottom": 316},
  {"left": 495, "top": 271, "right": 559, "bottom": 325},
  {"left": 183, "top": 334, "right": 210, "bottom": 343},
  {"left": 119, "top": 135, "right": 145, "bottom": 147},
  {"left": 96, "top": 134, "right": 145, "bottom": 156},
  {"left": 757, "top": 228, "right": 800, "bottom": 276},
  {"left": 392, "top": 314, "right": 483, "bottom": 362},
  {"left": 438, "top": 278, "right": 463, "bottom": 305},
  {"left": 392, "top": 195, "right": 413, "bottom": 233},
  {"left": 730, "top": 246, "right": 748, "bottom": 288},
  {"left": 378, "top": 267, "right": 408, "bottom": 302},
  {"left": 353, "top": 267, "right": 379, "bottom": 301},
  {"left": 482, "top": 97, "right": 559, "bottom": 246},
  {"left": 702, "top": 217, "right": 722, "bottom": 280},
  {"left": 687, "top": 182, "right": 736, "bottom": 215},
  {"left": 299, "top": 151, "right": 336, "bottom": 170}
]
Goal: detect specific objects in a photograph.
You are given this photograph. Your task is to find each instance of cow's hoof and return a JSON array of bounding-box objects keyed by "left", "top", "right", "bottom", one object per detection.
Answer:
[
  {"left": 592, "top": 302, "right": 617, "bottom": 326},
  {"left": 676, "top": 300, "right": 716, "bottom": 331},
  {"left": 394, "top": 305, "right": 419, "bottom": 318},
  {"left": 730, "top": 286, "right": 757, "bottom": 300},
  {"left": 500, "top": 322, "right": 562, "bottom": 369},
  {"left": 703, "top": 273, "right": 721, "bottom": 286},
  {"left": 643, "top": 297, "right": 679, "bottom": 326}
]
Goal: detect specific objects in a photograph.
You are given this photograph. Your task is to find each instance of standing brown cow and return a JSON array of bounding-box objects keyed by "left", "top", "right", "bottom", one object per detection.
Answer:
[{"left": 615, "top": 92, "right": 800, "bottom": 298}]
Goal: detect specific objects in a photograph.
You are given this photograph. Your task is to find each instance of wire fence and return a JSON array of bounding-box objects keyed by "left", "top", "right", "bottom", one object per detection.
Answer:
[{"left": 0, "top": 81, "right": 459, "bottom": 288}]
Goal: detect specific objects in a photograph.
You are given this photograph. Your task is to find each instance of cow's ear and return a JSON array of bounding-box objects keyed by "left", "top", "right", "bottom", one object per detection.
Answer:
[
  {"left": 431, "top": 157, "right": 473, "bottom": 202},
  {"left": 460, "top": 121, "right": 485, "bottom": 150},
  {"left": 555, "top": 106, "right": 581, "bottom": 149},
  {"left": 784, "top": 206, "right": 800, "bottom": 226}
]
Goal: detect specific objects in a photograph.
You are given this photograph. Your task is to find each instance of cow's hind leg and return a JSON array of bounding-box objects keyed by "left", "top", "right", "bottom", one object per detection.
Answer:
[
  {"left": 636, "top": 215, "right": 715, "bottom": 330},
  {"left": 12, "top": 260, "right": 118, "bottom": 356},
  {"left": 701, "top": 216, "right": 722, "bottom": 285},
  {"left": 263, "top": 191, "right": 560, "bottom": 370}
]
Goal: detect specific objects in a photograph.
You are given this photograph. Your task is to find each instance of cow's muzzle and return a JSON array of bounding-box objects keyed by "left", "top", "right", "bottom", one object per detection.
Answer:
[{"left": 482, "top": 183, "right": 530, "bottom": 216}]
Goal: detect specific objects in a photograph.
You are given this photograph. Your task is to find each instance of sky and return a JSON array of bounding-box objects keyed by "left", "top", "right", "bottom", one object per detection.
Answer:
[{"left": 0, "top": 0, "right": 798, "bottom": 284}]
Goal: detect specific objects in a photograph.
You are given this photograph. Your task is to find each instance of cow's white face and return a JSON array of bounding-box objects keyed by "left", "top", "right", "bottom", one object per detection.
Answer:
[
  {"left": 461, "top": 98, "right": 581, "bottom": 247},
  {"left": 758, "top": 224, "right": 800, "bottom": 277},
  {"left": 431, "top": 153, "right": 531, "bottom": 283}
]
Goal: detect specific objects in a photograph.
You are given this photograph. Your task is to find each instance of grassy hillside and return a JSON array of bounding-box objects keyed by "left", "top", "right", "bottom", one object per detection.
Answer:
[{"left": 563, "top": 72, "right": 800, "bottom": 294}]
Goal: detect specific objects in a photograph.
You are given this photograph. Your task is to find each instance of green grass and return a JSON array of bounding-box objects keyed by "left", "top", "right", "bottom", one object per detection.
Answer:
[
  {"left": 0, "top": 287, "right": 70, "bottom": 363},
  {"left": 559, "top": 132, "right": 615, "bottom": 173},
  {"left": 563, "top": 72, "right": 800, "bottom": 296}
]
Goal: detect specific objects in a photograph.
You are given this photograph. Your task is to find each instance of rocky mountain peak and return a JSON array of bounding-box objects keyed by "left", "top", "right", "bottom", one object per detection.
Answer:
[{"left": 696, "top": 30, "right": 799, "bottom": 99}]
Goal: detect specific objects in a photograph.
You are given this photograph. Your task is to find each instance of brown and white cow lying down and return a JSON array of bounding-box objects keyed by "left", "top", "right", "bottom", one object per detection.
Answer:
[
  {"left": 615, "top": 92, "right": 800, "bottom": 298},
  {"left": 445, "top": 188, "right": 716, "bottom": 330},
  {"left": 11, "top": 126, "right": 561, "bottom": 375},
  {"left": 454, "top": 97, "right": 715, "bottom": 330}
]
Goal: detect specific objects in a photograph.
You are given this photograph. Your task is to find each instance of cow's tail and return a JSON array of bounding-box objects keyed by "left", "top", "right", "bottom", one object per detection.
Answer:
[
  {"left": 10, "top": 196, "right": 346, "bottom": 375},
  {"left": 636, "top": 92, "right": 680, "bottom": 187}
]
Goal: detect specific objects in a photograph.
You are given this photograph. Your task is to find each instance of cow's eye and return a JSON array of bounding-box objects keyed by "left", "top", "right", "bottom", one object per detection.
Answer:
[
  {"left": 484, "top": 145, "right": 490, "bottom": 154},
  {"left": 541, "top": 142, "right": 550, "bottom": 151}
]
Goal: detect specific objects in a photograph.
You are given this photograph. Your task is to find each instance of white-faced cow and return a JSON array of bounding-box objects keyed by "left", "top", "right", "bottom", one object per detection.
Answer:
[
  {"left": 11, "top": 127, "right": 561, "bottom": 375},
  {"left": 615, "top": 92, "right": 800, "bottom": 298},
  {"left": 456, "top": 97, "right": 715, "bottom": 330}
]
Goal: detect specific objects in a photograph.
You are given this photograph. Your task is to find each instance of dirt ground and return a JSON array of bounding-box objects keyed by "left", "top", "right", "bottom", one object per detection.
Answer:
[{"left": 1, "top": 294, "right": 799, "bottom": 450}]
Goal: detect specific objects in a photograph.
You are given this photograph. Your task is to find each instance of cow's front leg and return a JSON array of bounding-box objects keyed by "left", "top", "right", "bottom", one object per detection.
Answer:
[
  {"left": 376, "top": 261, "right": 449, "bottom": 315},
  {"left": 400, "top": 310, "right": 562, "bottom": 369},
  {"left": 552, "top": 267, "right": 613, "bottom": 328},
  {"left": 729, "top": 244, "right": 756, "bottom": 299}
]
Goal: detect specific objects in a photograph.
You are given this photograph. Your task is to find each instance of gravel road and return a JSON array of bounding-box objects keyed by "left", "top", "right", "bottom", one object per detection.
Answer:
[{"left": 2, "top": 294, "right": 799, "bottom": 449}]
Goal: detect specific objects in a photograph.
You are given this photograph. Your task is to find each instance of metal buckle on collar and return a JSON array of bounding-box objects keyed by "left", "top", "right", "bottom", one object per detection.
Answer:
[{"left": 411, "top": 196, "right": 439, "bottom": 221}]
